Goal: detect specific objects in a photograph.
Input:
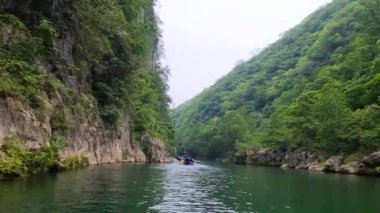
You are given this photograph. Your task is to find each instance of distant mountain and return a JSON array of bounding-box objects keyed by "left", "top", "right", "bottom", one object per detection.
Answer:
[{"left": 174, "top": 0, "right": 380, "bottom": 159}]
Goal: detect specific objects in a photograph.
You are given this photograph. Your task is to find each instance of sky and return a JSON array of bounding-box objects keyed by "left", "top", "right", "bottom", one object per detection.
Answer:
[{"left": 156, "top": 0, "right": 332, "bottom": 107}]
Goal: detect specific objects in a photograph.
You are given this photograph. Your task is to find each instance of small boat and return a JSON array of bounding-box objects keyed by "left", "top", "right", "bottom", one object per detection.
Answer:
[{"left": 177, "top": 156, "right": 195, "bottom": 165}]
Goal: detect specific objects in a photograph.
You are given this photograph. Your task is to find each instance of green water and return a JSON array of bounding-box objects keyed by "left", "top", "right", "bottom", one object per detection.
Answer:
[{"left": 0, "top": 163, "right": 379, "bottom": 213}]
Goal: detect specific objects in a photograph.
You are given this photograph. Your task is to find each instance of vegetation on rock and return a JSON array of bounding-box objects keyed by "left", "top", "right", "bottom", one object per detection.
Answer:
[
  {"left": 0, "top": 137, "right": 60, "bottom": 177},
  {"left": 62, "top": 155, "right": 89, "bottom": 169}
]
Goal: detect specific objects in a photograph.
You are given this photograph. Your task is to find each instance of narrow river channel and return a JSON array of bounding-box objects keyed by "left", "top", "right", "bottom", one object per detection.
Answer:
[{"left": 0, "top": 163, "right": 379, "bottom": 212}]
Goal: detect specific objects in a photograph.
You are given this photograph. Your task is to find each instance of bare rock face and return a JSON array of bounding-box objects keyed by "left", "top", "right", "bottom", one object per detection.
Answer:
[
  {"left": 59, "top": 115, "right": 139, "bottom": 165},
  {"left": 363, "top": 151, "right": 380, "bottom": 168},
  {"left": 246, "top": 149, "right": 286, "bottom": 166},
  {"left": 285, "top": 150, "right": 323, "bottom": 170},
  {"left": 0, "top": 97, "right": 150, "bottom": 165},
  {"left": 123, "top": 143, "right": 147, "bottom": 163},
  {"left": 0, "top": 98, "right": 50, "bottom": 149},
  {"left": 238, "top": 149, "right": 324, "bottom": 169},
  {"left": 144, "top": 136, "right": 173, "bottom": 163},
  {"left": 324, "top": 156, "right": 344, "bottom": 172}
]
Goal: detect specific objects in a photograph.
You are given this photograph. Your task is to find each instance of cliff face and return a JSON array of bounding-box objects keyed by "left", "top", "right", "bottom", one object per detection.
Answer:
[
  {"left": 0, "top": 0, "right": 173, "bottom": 175},
  {"left": 0, "top": 97, "right": 147, "bottom": 164}
]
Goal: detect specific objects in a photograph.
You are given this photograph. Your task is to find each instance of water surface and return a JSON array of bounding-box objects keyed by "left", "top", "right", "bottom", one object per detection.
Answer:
[{"left": 0, "top": 163, "right": 379, "bottom": 212}]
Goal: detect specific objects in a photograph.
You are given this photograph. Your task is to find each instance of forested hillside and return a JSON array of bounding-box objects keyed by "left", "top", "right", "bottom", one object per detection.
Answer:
[
  {"left": 0, "top": 0, "right": 173, "bottom": 177},
  {"left": 174, "top": 0, "right": 380, "bottom": 159}
]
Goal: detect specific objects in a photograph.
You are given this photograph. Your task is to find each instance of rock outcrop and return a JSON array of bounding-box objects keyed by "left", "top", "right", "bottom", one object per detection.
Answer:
[
  {"left": 0, "top": 97, "right": 172, "bottom": 165},
  {"left": 0, "top": 98, "right": 50, "bottom": 150},
  {"left": 234, "top": 149, "right": 380, "bottom": 177},
  {"left": 246, "top": 149, "right": 286, "bottom": 166},
  {"left": 144, "top": 136, "right": 173, "bottom": 163},
  {"left": 284, "top": 150, "right": 323, "bottom": 170},
  {"left": 324, "top": 156, "right": 344, "bottom": 173},
  {"left": 363, "top": 151, "right": 380, "bottom": 167},
  {"left": 338, "top": 161, "right": 361, "bottom": 174}
]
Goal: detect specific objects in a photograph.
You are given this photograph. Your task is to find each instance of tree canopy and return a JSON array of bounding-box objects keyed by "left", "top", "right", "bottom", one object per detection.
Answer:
[{"left": 174, "top": 0, "right": 380, "bottom": 159}]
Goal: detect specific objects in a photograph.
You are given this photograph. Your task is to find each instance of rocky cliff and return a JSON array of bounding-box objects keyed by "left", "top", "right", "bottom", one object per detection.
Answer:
[
  {"left": 0, "top": 0, "right": 173, "bottom": 177},
  {"left": 0, "top": 97, "right": 148, "bottom": 164}
]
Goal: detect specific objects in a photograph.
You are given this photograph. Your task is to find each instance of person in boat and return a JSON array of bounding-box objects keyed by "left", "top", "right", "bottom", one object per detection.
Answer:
[
  {"left": 176, "top": 156, "right": 185, "bottom": 164},
  {"left": 184, "top": 156, "right": 194, "bottom": 165}
]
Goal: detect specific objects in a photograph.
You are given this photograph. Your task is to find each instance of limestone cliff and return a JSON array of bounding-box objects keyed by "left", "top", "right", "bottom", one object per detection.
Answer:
[
  {"left": 0, "top": 0, "right": 173, "bottom": 176},
  {"left": 0, "top": 97, "right": 148, "bottom": 164}
]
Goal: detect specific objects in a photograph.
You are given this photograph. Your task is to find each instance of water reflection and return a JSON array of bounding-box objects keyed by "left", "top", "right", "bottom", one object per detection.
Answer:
[{"left": 0, "top": 164, "right": 165, "bottom": 213}]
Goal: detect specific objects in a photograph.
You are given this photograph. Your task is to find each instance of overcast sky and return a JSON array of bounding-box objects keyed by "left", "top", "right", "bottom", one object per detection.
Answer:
[{"left": 156, "top": 0, "right": 332, "bottom": 107}]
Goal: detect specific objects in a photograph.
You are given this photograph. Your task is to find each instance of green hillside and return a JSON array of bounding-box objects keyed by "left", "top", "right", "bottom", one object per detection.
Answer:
[{"left": 174, "top": 0, "right": 380, "bottom": 159}]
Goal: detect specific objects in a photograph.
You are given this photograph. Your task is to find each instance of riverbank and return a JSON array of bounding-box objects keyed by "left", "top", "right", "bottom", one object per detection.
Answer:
[
  {"left": 0, "top": 158, "right": 174, "bottom": 180},
  {"left": 0, "top": 136, "right": 173, "bottom": 180},
  {"left": 234, "top": 149, "right": 380, "bottom": 177}
]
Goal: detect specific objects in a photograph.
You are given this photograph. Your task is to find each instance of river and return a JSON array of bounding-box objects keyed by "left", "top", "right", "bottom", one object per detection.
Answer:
[{"left": 0, "top": 162, "right": 379, "bottom": 213}]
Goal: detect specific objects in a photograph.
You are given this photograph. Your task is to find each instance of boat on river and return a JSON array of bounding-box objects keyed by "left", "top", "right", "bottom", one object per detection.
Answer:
[{"left": 177, "top": 156, "right": 199, "bottom": 165}]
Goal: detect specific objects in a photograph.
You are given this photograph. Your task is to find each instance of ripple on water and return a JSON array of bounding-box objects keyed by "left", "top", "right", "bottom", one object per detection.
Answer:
[{"left": 148, "top": 164, "right": 237, "bottom": 213}]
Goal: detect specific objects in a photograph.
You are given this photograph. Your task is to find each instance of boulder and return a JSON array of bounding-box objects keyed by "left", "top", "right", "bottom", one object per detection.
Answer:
[
  {"left": 324, "top": 156, "right": 344, "bottom": 172},
  {"left": 246, "top": 149, "right": 285, "bottom": 166},
  {"left": 338, "top": 161, "right": 361, "bottom": 174},
  {"left": 363, "top": 151, "right": 380, "bottom": 168},
  {"left": 309, "top": 163, "right": 325, "bottom": 172},
  {"left": 234, "top": 152, "right": 247, "bottom": 164},
  {"left": 280, "top": 164, "right": 289, "bottom": 169},
  {"left": 284, "top": 150, "right": 323, "bottom": 170}
]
